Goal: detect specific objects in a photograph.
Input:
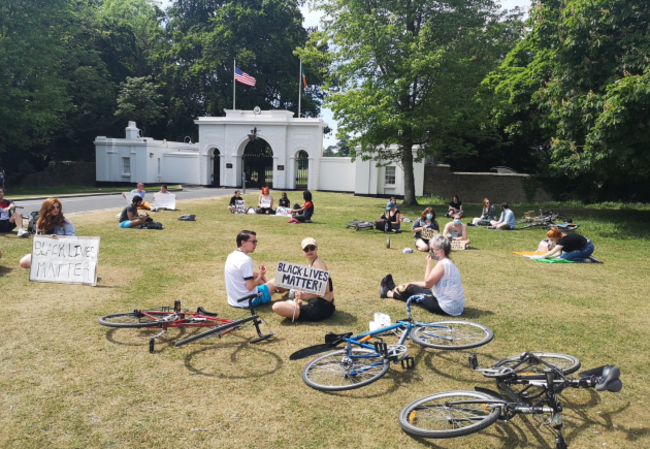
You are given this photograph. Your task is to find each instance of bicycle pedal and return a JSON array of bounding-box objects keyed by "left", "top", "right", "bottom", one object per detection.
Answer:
[
  {"left": 374, "top": 342, "right": 388, "bottom": 357},
  {"left": 401, "top": 356, "right": 415, "bottom": 369},
  {"left": 149, "top": 339, "right": 155, "bottom": 354}
]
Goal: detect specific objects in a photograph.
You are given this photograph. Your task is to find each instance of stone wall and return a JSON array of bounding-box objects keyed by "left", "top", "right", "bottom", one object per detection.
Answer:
[
  {"left": 423, "top": 164, "right": 551, "bottom": 204},
  {"left": 19, "top": 162, "right": 97, "bottom": 187}
]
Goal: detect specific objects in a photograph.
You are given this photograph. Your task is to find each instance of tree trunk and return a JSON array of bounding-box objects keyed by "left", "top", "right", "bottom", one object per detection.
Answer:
[{"left": 400, "top": 135, "right": 418, "bottom": 206}]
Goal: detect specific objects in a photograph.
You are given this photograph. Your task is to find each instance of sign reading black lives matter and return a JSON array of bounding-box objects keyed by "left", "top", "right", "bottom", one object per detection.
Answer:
[
  {"left": 274, "top": 261, "right": 329, "bottom": 297},
  {"left": 29, "top": 235, "right": 100, "bottom": 286},
  {"left": 234, "top": 199, "right": 246, "bottom": 214}
]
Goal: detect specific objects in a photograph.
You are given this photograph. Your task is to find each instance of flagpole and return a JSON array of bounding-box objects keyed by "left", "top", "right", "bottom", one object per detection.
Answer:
[
  {"left": 233, "top": 59, "right": 236, "bottom": 109},
  {"left": 298, "top": 59, "right": 302, "bottom": 118}
]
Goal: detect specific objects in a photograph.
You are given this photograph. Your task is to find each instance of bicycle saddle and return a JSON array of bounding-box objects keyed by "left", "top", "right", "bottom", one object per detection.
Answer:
[
  {"left": 580, "top": 365, "right": 623, "bottom": 392},
  {"left": 196, "top": 307, "right": 218, "bottom": 317}
]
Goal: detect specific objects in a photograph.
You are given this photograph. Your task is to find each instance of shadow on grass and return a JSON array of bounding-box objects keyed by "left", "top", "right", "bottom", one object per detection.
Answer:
[
  {"left": 183, "top": 335, "right": 283, "bottom": 379},
  {"left": 458, "top": 307, "right": 495, "bottom": 319},
  {"left": 0, "top": 266, "right": 13, "bottom": 277},
  {"left": 277, "top": 310, "right": 358, "bottom": 327},
  {"left": 104, "top": 327, "right": 189, "bottom": 351}
]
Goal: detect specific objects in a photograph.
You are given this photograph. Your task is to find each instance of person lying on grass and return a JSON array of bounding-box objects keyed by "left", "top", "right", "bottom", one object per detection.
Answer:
[
  {"left": 533, "top": 228, "right": 600, "bottom": 263},
  {"left": 271, "top": 238, "right": 335, "bottom": 322},
  {"left": 380, "top": 234, "right": 464, "bottom": 316}
]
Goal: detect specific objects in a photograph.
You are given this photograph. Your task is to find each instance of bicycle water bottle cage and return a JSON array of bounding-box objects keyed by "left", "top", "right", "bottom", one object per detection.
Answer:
[
  {"left": 374, "top": 342, "right": 388, "bottom": 358},
  {"left": 401, "top": 356, "right": 415, "bottom": 369}
]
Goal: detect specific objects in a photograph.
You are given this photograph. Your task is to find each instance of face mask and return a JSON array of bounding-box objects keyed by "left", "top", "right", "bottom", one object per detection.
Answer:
[
  {"left": 454, "top": 219, "right": 461, "bottom": 225},
  {"left": 426, "top": 214, "right": 433, "bottom": 220},
  {"left": 430, "top": 251, "right": 439, "bottom": 260}
]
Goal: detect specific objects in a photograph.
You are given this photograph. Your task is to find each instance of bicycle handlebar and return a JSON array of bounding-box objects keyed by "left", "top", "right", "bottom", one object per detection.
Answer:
[{"left": 237, "top": 291, "right": 262, "bottom": 303}]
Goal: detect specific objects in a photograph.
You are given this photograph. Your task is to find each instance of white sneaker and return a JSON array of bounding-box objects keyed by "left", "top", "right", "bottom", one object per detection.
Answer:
[{"left": 17, "top": 228, "right": 28, "bottom": 238}]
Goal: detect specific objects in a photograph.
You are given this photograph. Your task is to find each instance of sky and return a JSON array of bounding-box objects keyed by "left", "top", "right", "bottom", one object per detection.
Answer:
[{"left": 159, "top": 0, "right": 531, "bottom": 146}]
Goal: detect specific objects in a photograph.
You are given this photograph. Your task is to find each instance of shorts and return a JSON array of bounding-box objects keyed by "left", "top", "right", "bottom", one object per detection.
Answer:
[
  {"left": 119, "top": 220, "right": 132, "bottom": 228},
  {"left": 250, "top": 284, "right": 272, "bottom": 307},
  {"left": 414, "top": 238, "right": 430, "bottom": 248},
  {"left": 0, "top": 220, "right": 16, "bottom": 233},
  {"left": 298, "top": 298, "right": 335, "bottom": 322}
]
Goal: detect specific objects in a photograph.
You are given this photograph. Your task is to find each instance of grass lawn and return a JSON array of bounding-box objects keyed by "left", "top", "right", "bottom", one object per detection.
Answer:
[
  {"left": 3, "top": 185, "right": 182, "bottom": 198},
  {"left": 0, "top": 192, "right": 648, "bottom": 448}
]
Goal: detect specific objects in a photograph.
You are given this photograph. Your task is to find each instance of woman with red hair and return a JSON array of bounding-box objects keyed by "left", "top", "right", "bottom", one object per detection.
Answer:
[
  {"left": 19, "top": 198, "right": 76, "bottom": 269},
  {"left": 257, "top": 186, "right": 274, "bottom": 214},
  {"left": 533, "top": 228, "right": 598, "bottom": 263}
]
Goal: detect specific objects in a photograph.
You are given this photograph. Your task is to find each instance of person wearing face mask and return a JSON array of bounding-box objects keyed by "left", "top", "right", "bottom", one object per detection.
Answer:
[
  {"left": 411, "top": 207, "right": 440, "bottom": 252},
  {"left": 443, "top": 213, "right": 470, "bottom": 246},
  {"left": 379, "top": 235, "right": 465, "bottom": 316}
]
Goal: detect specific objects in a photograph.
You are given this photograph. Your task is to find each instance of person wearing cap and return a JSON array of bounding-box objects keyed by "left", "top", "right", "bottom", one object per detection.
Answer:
[
  {"left": 118, "top": 196, "right": 150, "bottom": 228},
  {"left": 224, "top": 230, "right": 276, "bottom": 308},
  {"left": 376, "top": 201, "right": 401, "bottom": 233},
  {"left": 257, "top": 186, "right": 274, "bottom": 214},
  {"left": 229, "top": 190, "right": 243, "bottom": 213},
  {"left": 271, "top": 237, "right": 335, "bottom": 321}
]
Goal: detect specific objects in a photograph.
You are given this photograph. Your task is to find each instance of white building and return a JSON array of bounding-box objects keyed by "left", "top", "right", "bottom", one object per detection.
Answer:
[{"left": 95, "top": 110, "right": 424, "bottom": 197}]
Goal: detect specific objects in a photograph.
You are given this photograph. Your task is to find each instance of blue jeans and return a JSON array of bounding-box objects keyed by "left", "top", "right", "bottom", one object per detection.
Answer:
[{"left": 560, "top": 240, "right": 594, "bottom": 262}]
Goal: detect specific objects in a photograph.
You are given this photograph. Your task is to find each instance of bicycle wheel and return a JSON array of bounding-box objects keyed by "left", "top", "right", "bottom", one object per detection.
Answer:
[
  {"left": 399, "top": 391, "right": 501, "bottom": 438},
  {"left": 174, "top": 315, "right": 257, "bottom": 347},
  {"left": 302, "top": 348, "right": 390, "bottom": 391},
  {"left": 491, "top": 353, "right": 581, "bottom": 379},
  {"left": 98, "top": 310, "right": 176, "bottom": 328},
  {"left": 411, "top": 321, "right": 494, "bottom": 350}
]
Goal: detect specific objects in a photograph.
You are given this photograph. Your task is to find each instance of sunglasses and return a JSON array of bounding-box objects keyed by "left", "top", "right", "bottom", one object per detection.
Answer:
[
  {"left": 303, "top": 245, "right": 316, "bottom": 252},
  {"left": 248, "top": 240, "right": 258, "bottom": 244}
]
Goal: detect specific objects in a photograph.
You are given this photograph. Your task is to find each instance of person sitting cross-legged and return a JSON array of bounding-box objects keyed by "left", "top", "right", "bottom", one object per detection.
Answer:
[
  {"left": 443, "top": 213, "right": 470, "bottom": 247},
  {"left": 122, "top": 182, "right": 153, "bottom": 210},
  {"left": 489, "top": 202, "right": 516, "bottom": 230},
  {"left": 0, "top": 187, "right": 28, "bottom": 237},
  {"left": 292, "top": 190, "right": 314, "bottom": 222},
  {"left": 380, "top": 235, "right": 464, "bottom": 316},
  {"left": 118, "top": 196, "right": 150, "bottom": 228}
]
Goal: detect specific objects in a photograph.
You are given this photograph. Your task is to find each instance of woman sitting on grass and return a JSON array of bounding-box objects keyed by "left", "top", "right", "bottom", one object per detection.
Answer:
[
  {"left": 533, "top": 228, "right": 600, "bottom": 263},
  {"left": 443, "top": 213, "right": 470, "bottom": 247},
  {"left": 257, "top": 186, "right": 274, "bottom": 214},
  {"left": 20, "top": 198, "right": 76, "bottom": 269},
  {"left": 411, "top": 207, "right": 439, "bottom": 252},
  {"left": 380, "top": 235, "right": 464, "bottom": 316},
  {"left": 272, "top": 238, "right": 335, "bottom": 322},
  {"left": 292, "top": 190, "right": 314, "bottom": 222},
  {"left": 471, "top": 198, "right": 496, "bottom": 226}
]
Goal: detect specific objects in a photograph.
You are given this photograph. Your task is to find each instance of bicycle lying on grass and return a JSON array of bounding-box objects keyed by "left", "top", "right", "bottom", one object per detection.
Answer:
[
  {"left": 346, "top": 219, "right": 376, "bottom": 231},
  {"left": 99, "top": 292, "right": 273, "bottom": 353},
  {"left": 290, "top": 296, "right": 494, "bottom": 391},
  {"left": 399, "top": 351, "right": 622, "bottom": 449},
  {"left": 515, "top": 208, "right": 579, "bottom": 232}
]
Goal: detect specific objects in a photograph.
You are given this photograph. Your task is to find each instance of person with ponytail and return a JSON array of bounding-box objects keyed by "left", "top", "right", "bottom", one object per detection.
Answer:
[
  {"left": 19, "top": 198, "right": 75, "bottom": 269},
  {"left": 533, "top": 228, "right": 599, "bottom": 263}
]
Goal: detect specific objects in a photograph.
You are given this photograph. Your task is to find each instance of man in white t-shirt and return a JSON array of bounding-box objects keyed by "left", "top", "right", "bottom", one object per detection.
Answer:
[{"left": 225, "top": 230, "right": 275, "bottom": 308}]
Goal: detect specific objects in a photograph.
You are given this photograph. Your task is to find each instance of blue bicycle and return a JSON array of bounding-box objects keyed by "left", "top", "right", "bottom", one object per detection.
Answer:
[{"left": 291, "top": 297, "right": 494, "bottom": 391}]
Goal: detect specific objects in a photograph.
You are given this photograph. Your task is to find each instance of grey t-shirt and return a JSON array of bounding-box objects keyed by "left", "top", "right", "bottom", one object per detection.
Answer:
[{"left": 119, "top": 205, "right": 138, "bottom": 223}]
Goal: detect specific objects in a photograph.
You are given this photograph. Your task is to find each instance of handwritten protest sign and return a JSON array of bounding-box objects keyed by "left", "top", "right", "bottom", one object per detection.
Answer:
[
  {"left": 260, "top": 198, "right": 271, "bottom": 208},
  {"left": 451, "top": 240, "right": 469, "bottom": 250},
  {"left": 275, "top": 206, "right": 292, "bottom": 217},
  {"left": 29, "top": 235, "right": 100, "bottom": 286},
  {"left": 234, "top": 200, "right": 246, "bottom": 214},
  {"left": 152, "top": 192, "right": 176, "bottom": 210},
  {"left": 420, "top": 228, "right": 439, "bottom": 240},
  {"left": 274, "top": 261, "right": 329, "bottom": 296}
]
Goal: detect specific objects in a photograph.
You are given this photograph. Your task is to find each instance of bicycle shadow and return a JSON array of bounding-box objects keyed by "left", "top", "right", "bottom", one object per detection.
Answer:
[
  {"left": 0, "top": 266, "right": 13, "bottom": 277},
  {"left": 183, "top": 334, "right": 283, "bottom": 379},
  {"left": 277, "top": 310, "right": 358, "bottom": 327},
  {"left": 104, "top": 327, "right": 190, "bottom": 350},
  {"left": 421, "top": 350, "right": 502, "bottom": 385}
]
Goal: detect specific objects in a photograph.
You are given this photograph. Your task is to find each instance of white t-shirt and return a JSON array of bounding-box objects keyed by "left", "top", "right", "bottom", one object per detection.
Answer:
[
  {"left": 432, "top": 258, "right": 465, "bottom": 316},
  {"left": 224, "top": 250, "right": 256, "bottom": 307}
]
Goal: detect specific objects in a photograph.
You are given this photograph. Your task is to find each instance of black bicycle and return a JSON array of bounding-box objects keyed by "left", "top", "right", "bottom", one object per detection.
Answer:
[
  {"left": 346, "top": 219, "right": 376, "bottom": 231},
  {"left": 399, "top": 351, "right": 622, "bottom": 448}
]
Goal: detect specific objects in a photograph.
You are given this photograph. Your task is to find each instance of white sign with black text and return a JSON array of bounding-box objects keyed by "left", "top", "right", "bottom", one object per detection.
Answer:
[
  {"left": 274, "top": 261, "right": 329, "bottom": 297},
  {"left": 234, "top": 200, "right": 246, "bottom": 214},
  {"left": 29, "top": 235, "right": 100, "bottom": 286},
  {"left": 260, "top": 198, "right": 271, "bottom": 208}
]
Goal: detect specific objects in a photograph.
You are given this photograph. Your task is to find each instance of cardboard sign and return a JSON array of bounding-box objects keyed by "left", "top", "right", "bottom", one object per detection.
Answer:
[
  {"left": 29, "top": 235, "right": 100, "bottom": 286},
  {"left": 260, "top": 198, "right": 271, "bottom": 208},
  {"left": 451, "top": 240, "right": 469, "bottom": 250},
  {"left": 152, "top": 192, "right": 176, "bottom": 210},
  {"left": 274, "top": 261, "right": 329, "bottom": 296},
  {"left": 124, "top": 191, "right": 145, "bottom": 204},
  {"left": 275, "top": 206, "right": 292, "bottom": 217},
  {"left": 234, "top": 199, "right": 246, "bottom": 214},
  {"left": 420, "top": 228, "right": 439, "bottom": 240}
]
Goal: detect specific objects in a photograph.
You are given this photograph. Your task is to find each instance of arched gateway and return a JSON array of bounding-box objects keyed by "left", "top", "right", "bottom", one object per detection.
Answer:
[{"left": 197, "top": 109, "right": 325, "bottom": 190}]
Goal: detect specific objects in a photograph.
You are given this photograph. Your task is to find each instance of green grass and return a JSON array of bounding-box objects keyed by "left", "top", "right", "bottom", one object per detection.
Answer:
[
  {"left": 3, "top": 185, "right": 182, "bottom": 198},
  {"left": 0, "top": 192, "right": 648, "bottom": 448}
]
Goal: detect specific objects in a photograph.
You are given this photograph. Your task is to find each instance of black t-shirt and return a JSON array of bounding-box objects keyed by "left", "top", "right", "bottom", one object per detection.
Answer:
[
  {"left": 449, "top": 200, "right": 462, "bottom": 210},
  {"left": 557, "top": 233, "right": 588, "bottom": 252},
  {"left": 279, "top": 198, "right": 290, "bottom": 207},
  {"left": 119, "top": 205, "right": 138, "bottom": 223},
  {"left": 229, "top": 195, "right": 241, "bottom": 206}
]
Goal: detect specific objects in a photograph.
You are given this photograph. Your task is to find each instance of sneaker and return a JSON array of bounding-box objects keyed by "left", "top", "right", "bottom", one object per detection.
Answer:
[
  {"left": 380, "top": 274, "right": 395, "bottom": 298},
  {"left": 588, "top": 256, "right": 603, "bottom": 264},
  {"left": 17, "top": 228, "right": 28, "bottom": 238}
]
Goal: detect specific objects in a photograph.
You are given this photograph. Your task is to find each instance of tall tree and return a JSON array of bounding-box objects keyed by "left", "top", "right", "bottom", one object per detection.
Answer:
[
  {"left": 300, "top": 0, "right": 522, "bottom": 204},
  {"left": 486, "top": 0, "right": 650, "bottom": 181}
]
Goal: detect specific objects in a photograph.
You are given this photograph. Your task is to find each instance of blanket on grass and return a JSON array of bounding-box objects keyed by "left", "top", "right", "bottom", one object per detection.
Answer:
[{"left": 513, "top": 251, "right": 575, "bottom": 263}]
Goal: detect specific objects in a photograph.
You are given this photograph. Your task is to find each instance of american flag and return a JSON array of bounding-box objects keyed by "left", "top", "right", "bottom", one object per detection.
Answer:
[{"left": 235, "top": 67, "right": 256, "bottom": 86}]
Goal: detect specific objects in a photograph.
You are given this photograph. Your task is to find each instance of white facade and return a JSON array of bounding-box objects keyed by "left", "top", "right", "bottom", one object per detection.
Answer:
[{"left": 95, "top": 114, "right": 425, "bottom": 198}]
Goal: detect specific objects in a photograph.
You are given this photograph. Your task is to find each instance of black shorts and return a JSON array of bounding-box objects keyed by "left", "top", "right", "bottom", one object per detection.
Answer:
[
  {"left": 298, "top": 298, "right": 335, "bottom": 322},
  {"left": 0, "top": 220, "right": 16, "bottom": 233}
]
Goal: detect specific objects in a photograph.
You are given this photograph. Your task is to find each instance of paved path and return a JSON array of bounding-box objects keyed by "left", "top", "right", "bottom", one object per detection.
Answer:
[{"left": 12, "top": 187, "right": 238, "bottom": 215}]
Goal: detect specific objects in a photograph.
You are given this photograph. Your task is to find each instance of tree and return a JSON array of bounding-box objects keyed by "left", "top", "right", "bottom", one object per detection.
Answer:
[
  {"left": 486, "top": 0, "right": 650, "bottom": 181},
  {"left": 300, "top": 0, "right": 522, "bottom": 205},
  {"left": 115, "top": 76, "right": 165, "bottom": 134}
]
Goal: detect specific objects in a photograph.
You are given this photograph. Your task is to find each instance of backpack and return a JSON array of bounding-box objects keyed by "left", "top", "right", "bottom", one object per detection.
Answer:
[
  {"left": 27, "top": 211, "right": 39, "bottom": 234},
  {"left": 177, "top": 214, "right": 196, "bottom": 221},
  {"left": 141, "top": 221, "right": 164, "bottom": 230}
]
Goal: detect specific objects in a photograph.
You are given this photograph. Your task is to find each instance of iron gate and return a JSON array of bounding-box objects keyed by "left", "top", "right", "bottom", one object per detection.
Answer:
[
  {"left": 295, "top": 150, "right": 309, "bottom": 190},
  {"left": 212, "top": 150, "right": 220, "bottom": 186},
  {"left": 243, "top": 141, "right": 273, "bottom": 189}
]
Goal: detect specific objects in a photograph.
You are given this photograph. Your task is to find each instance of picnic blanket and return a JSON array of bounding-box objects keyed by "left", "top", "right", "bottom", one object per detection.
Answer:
[
  {"left": 513, "top": 251, "right": 575, "bottom": 263},
  {"left": 512, "top": 251, "right": 545, "bottom": 256}
]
